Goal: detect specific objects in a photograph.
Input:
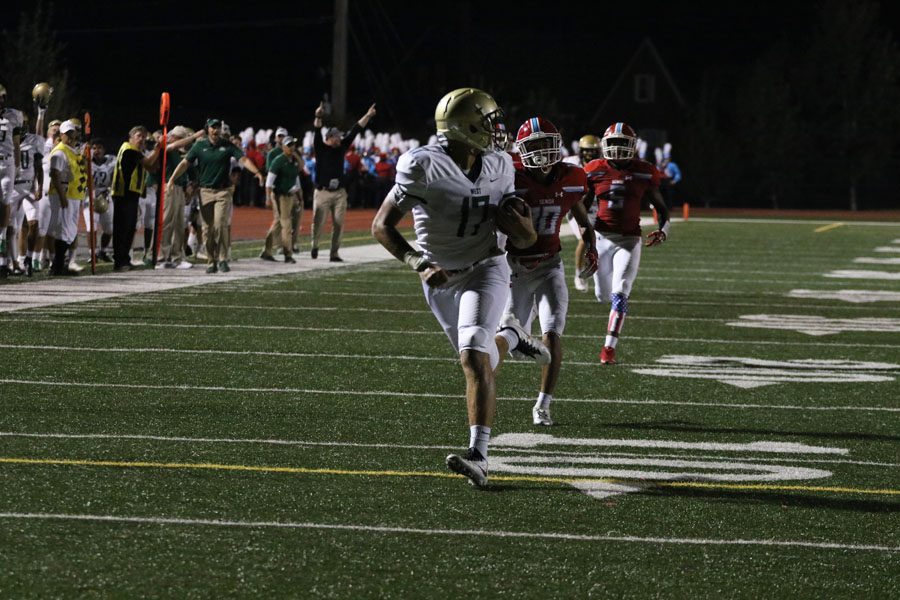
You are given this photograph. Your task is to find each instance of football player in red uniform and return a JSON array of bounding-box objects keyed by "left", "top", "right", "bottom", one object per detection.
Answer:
[
  {"left": 584, "top": 122, "right": 670, "bottom": 365},
  {"left": 502, "top": 117, "right": 598, "bottom": 425},
  {"left": 563, "top": 134, "right": 602, "bottom": 291}
]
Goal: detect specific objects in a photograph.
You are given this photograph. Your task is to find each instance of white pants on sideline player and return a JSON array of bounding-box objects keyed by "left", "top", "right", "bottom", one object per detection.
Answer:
[
  {"left": 0, "top": 160, "right": 15, "bottom": 205},
  {"left": 83, "top": 197, "right": 114, "bottom": 235},
  {"left": 423, "top": 254, "right": 510, "bottom": 371},
  {"left": 504, "top": 253, "right": 569, "bottom": 337},
  {"left": 9, "top": 182, "right": 33, "bottom": 232},
  {"left": 49, "top": 197, "right": 80, "bottom": 244},
  {"left": 36, "top": 196, "right": 56, "bottom": 237},
  {"left": 593, "top": 232, "right": 642, "bottom": 303},
  {"left": 23, "top": 194, "right": 43, "bottom": 224},
  {"left": 138, "top": 186, "right": 157, "bottom": 231}
]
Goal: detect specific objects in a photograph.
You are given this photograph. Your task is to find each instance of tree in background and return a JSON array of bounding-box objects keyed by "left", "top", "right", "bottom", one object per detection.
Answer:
[
  {"left": 0, "top": 1, "right": 80, "bottom": 126},
  {"left": 735, "top": 42, "right": 809, "bottom": 209},
  {"left": 797, "top": 0, "right": 900, "bottom": 210},
  {"left": 680, "top": 71, "right": 740, "bottom": 207}
]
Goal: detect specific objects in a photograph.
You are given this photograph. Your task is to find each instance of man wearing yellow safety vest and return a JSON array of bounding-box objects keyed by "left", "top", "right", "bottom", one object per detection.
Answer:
[
  {"left": 47, "top": 120, "right": 85, "bottom": 276},
  {"left": 111, "top": 125, "right": 197, "bottom": 271}
]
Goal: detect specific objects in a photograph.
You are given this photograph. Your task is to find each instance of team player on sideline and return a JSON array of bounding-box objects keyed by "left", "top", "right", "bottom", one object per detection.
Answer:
[
  {"left": 584, "top": 122, "right": 670, "bottom": 365},
  {"left": 563, "top": 134, "right": 601, "bottom": 292},
  {"left": 12, "top": 115, "right": 44, "bottom": 276},
  {"left": 0, "top": 85, "right": 24, "bottom": 279},
  {"left": 504, "top": 118, "right": 598, "bottom": 426},
  {"left": 372, "top": 88, "right": 549, "bottom": 488},
  {"left": 83, "top": 140, "right": 116, "bottom": 263}
]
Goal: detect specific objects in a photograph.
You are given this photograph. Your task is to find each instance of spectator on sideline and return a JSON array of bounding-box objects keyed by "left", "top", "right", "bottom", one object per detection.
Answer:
[
  {"left": 47, "top": 120, "right": 84, "bottom": 275},
  {"left": 159, "top": 126, "right": 203, "bottom": 269},
  {"left": 168, "top": 117, "right": 264, "bottom": 274},
  {"left": 310, "top": 101, "right": 376, "bottom": 262},
  {"left": 111, "top": 125, "right": 196, "bottom": 271}
]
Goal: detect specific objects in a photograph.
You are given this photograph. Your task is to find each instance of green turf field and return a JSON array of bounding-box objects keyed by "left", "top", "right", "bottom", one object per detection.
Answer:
[{"left": 1, "top": 218, "right": 898, "bottom": 598}]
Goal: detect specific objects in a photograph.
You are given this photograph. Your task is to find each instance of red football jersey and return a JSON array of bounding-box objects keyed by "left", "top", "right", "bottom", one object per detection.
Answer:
[
  {"left": 584, "top": 158, "right": 660, "bottom": 236},
  {"left": 507, "top": 162, "right": 587, "bottom": 262}
]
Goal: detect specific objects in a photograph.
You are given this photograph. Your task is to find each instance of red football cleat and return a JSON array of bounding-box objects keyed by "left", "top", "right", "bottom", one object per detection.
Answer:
[{"left": 599, "top": 346, "right": 617, "bottom": 365}]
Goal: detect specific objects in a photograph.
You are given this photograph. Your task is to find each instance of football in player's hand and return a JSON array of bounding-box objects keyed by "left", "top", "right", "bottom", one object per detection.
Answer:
[
  {"left": 497, "top": 196, "right": 537, "bottom": 248},
  {"left": 502, "top": 196, "right": 529, "bottom": 217}
]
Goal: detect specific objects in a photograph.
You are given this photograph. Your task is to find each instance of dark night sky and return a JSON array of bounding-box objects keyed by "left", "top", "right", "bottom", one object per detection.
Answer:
[{"left": 7, "top": 0, "right": 900, "bottom": 140}]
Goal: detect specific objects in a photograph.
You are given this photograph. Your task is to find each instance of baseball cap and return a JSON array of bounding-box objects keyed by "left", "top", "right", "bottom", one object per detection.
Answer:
[
  {"left": 326, "top": 127, "right": 342, "bottom": 139},
  {"left": 275, "top": 127, "right": 289, "bottom": 137},
  {"left": 282, "top": 136, "right": 297, "bottom": 147},
  {"left": 60, "top": 120, "right": 80, "bottom": 134},
  {"left": 206, "top": 118, "right": 222, "bottom": 128}
]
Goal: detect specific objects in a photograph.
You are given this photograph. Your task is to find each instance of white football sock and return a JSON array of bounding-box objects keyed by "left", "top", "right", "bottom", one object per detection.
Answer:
[
  {"left": 469, "top": 425, "right": 491, "bottom": 459},
  {"left": 604, "top": 335, "right": 618, "bottom": 348},
  {"left": 497, "top": 328, "right": 519, "bottom": 354},
  {"left": 535, "top": 392, "right": 552, "bottom": 411}
]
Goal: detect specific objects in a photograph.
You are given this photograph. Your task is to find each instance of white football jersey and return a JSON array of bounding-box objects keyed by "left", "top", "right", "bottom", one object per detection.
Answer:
[
  {"left": 562, "top": 155, "right": 582, "bottom": 167},
  {"left": 91, "top": 155, "right": 116, "bottom": 193},
  {"left": 0, "top": 107, "right": 24, "bottom": 159},
  {"left": 17, "top": 133, "right": 45, "bottom": 183},
  {"left": 48, "top": 147, "right": 72, "bottom": 197},
  {"left": 391, "top": 144, "right": 515, "bottom": 270}
]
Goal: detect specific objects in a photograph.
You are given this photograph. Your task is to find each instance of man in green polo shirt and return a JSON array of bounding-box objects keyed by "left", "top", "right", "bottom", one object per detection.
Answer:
[
  {"left": 266, "top": 127, "right": 302, "bottom": 255},
  {"left": 260, "top": 136, "right": 301, "bottom": 263},
  {"left": 169, "top": 117, "right": 264, "bottom": 273}
]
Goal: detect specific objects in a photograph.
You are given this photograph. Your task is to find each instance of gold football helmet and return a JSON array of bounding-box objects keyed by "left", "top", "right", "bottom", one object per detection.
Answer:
[
  {"left": 578, "top": 134, "right": 601, "bottom": 163},
  {"left": 32, "top": 82, "right": 53, "bottom": 108},
  {"left": 93, "top": 192, "right": 110, "bottom": 214},
  {"left": 434, "top": 87, "right": 505, "bottom": 152}
]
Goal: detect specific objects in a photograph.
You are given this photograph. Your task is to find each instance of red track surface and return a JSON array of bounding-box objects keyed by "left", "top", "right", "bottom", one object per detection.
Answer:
[{"left": 232, "top": 206, "right": 900, "bottom": 241}]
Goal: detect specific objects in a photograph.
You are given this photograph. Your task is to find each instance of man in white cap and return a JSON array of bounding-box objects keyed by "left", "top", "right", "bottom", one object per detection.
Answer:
[
  {"left": 47, "top": 119, "right": 85, "bottom": 275},
  {"left": 159, "top": 126, "right": 203, "bottom": 268},
  {"left": 0, "top": 84, "right": 24, "bottom": 278}
]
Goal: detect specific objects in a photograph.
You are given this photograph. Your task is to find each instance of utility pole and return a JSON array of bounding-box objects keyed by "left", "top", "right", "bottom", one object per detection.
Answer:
[{"left": 331, "top": 0, "right": 348, "bottom": 121}]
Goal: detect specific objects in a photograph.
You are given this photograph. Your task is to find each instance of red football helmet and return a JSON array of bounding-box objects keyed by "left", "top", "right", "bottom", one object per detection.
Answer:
[
  {"left": 492, "top": 121, "right": 510, "bottom": 151},
  {"left": 515, "top": 117, "right": 561, "bottom": 169},
  {"left": 601, "top": 122, "right": 637, "bottom": 161}
]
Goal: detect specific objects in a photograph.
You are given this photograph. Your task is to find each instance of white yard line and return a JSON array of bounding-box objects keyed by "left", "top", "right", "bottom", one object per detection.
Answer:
[
  {"left": 4, "top": 320, "right": 900, "bottom": 350},
  {"left": 4, "top": 344, "right": 900, "bottom": 373},
  {"left": 0, "top": 244, "right": 395, "bottom": 313},
  {"left": 2, "top": 431, "right": 896, "bottom": 468},
  {"left": 1, "top": 378, "right": 897, "bottom": 413},
  {"left": 0, "top": 512, "right": 895, "bottom": 552}
]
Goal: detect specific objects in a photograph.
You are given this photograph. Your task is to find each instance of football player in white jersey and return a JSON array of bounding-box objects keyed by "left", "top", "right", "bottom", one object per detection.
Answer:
[
  {"left": 373, "top": 88, "right": 548, "bottom": 487},
  {"left": 83, "top": 140, "right": 116, "bottom": 262},
  {"left": 0, "top": 85, "right": 24, "bottom": 278},
  {"left": 11, "top": 114, "right": 44, "bottom": 276},
  {"left": 563, "top": 134, "right": 601, "bottom": 292}
]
